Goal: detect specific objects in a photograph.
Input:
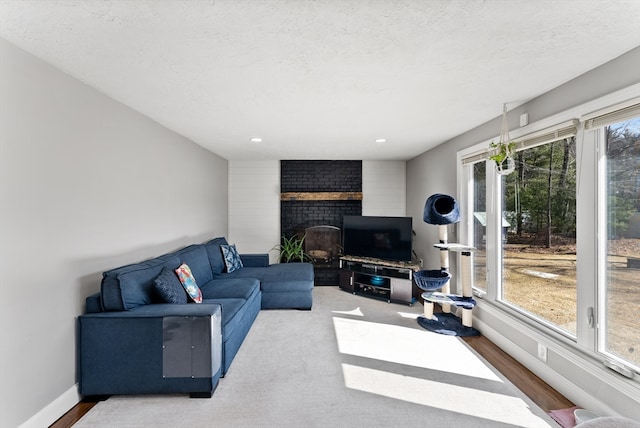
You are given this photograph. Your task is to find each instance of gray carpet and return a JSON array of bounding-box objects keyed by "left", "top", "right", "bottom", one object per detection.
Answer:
[{"left": 75, "top": 287, "right": 558, "bottom": 427}]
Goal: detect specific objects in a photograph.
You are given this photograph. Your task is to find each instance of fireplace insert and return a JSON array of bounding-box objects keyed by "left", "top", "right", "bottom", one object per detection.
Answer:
[{"left": 304, "top": 225, "right": 341, "bottom": 264}]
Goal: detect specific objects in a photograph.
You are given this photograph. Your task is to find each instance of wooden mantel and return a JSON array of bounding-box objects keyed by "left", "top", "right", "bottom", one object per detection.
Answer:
[{"left": 280, "top": 192, "right": 363, "bottom": 201}]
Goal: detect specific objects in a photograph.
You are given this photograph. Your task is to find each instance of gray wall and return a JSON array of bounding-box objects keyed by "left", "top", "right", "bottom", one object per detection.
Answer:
[
  {"left": 410, "top": 47, "right": 640, "bottom": 272},
  {"left": 409, "top": 46, "right": 640, "bottom": 276},
  {"left": 407, "top": 46, "right": 640, "bottom": 417},
  {"left": 0, "top": 38, "right": 229, "bottom": 428}
]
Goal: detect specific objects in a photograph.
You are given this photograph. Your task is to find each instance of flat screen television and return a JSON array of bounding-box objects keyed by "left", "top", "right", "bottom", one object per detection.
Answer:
[{"left": 342, "top": 215, "right": 413, "bottom": 262}]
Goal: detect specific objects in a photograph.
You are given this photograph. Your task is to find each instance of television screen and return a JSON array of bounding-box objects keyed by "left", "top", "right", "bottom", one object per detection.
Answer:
[{"left": 342, "top": 216, "right": 413, "bottom": 262}]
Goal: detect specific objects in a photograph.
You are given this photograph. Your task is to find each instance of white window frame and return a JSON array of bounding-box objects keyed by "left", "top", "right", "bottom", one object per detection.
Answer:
[
  {"left": 457, "top": 83, "right": 640, "bottom": 379},
  {"left": 588, "top": 103, "right": 640, "bottom": 368}
]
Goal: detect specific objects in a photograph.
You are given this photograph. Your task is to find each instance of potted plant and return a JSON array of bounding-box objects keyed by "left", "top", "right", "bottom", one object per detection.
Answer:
[
  {"left": 489, "top": 140, "right": 516, "bottom": 175},
  {"left": 271, "top": 234, "right": 310, "bottom": 263}
]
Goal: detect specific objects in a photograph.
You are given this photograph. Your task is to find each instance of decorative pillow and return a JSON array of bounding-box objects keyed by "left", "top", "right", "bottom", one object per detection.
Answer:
[
  {"left": 154, "top": 267, "right": 188, "bottom": 304},
  {"left": 174, "top": 263, "right": 202, "bottom": 303},
  {"left": 221, "top": 244, "right": 244, "bottom": 273}
]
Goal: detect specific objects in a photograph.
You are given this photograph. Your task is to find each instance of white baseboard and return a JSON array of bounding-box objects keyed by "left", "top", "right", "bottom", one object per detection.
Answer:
[{"left": 19, "top": 384, "right": 80, "bottom": 428}]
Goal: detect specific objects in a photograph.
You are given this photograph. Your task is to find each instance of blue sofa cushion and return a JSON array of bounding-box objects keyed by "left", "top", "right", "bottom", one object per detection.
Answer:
[
  {"left": 260, "top": 263, "right": 315, "bottom": 292},
  {"left": 102, "top": 254, "right": 181, "bottom": 311},
  {"left": 176, "top": 245, "right": 213, "bottom": 284},
  {"left": 202, "top": 298, "right": 247, "bottom": 341},
  {"left": 200, "top": 278, "right": 260, "bottom": 301},
  {"left": 221, "top": 244, "right": 243, "bottom": 273},
  {"left": 221, "top": 263, "right": 313, "bottom": 292},
  {"left": 218, "top": 267, "right": 266, "bottom": 282},
  {"left": 154, "top": 267, "right": 188, "bottom": 304},
  {"left": 238, "top": 254, "right": 269, "bottom": 267},
  {"left": 203, "top": 237, "right": 228, "bottom": 276}
]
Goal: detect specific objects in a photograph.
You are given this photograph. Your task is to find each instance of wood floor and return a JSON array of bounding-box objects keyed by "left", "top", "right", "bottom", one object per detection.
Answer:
[
  {"left": 462, "top": 335, "right": 574, "bottom": 412},
  {"left": 49, "top": 333, "right": 573, "bottom": 428}
]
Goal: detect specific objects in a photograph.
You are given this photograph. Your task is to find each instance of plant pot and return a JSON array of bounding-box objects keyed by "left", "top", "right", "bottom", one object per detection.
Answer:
[{"left": 495, "top": 155, "right": 515, "bottom": 175}]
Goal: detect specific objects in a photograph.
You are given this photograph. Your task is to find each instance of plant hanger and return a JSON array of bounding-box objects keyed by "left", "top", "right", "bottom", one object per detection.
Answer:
[{"left": 489, "top": 103, "right": 516, "bottom": 175}]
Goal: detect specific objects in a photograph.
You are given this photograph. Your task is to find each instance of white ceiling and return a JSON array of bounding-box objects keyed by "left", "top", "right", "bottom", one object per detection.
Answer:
[{"left": 1, "top": 1, "right": 639, "bottom": 160}]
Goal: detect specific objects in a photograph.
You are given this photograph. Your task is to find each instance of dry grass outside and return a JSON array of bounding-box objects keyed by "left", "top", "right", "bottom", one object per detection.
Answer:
[
  {"left": 605, "top": 256, "right": 640, "bottom": 365},
  {"left": 503, "top": 247, "right": 577, "bottom": 333},
  {"left": 471, "top": 238, "right": 639, "bottom": 367}
]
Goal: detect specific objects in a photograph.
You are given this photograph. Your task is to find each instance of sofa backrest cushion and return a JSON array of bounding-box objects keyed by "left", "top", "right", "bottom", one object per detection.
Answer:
[
  {"left": 176, "top": 245, "right": 213, "bottom": 284},
  {"left": 101, "top": 254, "right": 181, "bottom": 311},
  {"left": 203, "top": 237, "right": 228, "bottom": 276}
]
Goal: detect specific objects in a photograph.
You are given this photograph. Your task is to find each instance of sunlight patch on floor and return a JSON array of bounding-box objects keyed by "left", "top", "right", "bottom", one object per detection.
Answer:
[
  {"left": 333, "top": 317, "right": 501, "bottom": 382},
  {"left": 397, "top": 311, "right": 421, "bottom": 319},
  {"left": 342, "top": 364, "right": 551, "bottom": 428},
  {"left": 331, "top": 307, "right": 364, "bottom": 317}
]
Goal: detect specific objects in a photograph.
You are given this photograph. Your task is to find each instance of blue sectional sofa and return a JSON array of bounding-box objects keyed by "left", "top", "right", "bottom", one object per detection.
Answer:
[{"left": 79, "top": 237, "right": 314, "bottom": 398}]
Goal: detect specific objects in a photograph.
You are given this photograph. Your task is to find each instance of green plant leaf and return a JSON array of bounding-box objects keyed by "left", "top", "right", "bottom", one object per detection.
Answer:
[
  {"left": 489, "top": 140, "right": 516, "bottom": 164},
  {"left": 270, "top": 234, "right": 310, "bottom": 263}
]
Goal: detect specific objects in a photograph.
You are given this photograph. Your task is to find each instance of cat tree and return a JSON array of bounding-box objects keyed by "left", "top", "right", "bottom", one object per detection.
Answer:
[{"left": 415, "top": 194, "right": 479, "bottom": 336}]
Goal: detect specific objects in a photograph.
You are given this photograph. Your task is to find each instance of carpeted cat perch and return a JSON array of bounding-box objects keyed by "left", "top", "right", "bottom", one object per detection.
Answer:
[{"left": 416, "top": 194, "right": 479, "bottom": 336}]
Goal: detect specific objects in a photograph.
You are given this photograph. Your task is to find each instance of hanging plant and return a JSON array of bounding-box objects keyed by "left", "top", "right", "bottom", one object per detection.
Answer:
[
  {"left": 489, "top": 104, "right": 517, "bottom": 175},
  {"left": 489, "top": 140, "right": 516, "bottom": 175}
]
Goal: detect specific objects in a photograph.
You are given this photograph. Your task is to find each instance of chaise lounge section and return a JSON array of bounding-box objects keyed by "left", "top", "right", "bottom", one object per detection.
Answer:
[{"left": 78, "top": 237, "right": 314, "bottom": 398}]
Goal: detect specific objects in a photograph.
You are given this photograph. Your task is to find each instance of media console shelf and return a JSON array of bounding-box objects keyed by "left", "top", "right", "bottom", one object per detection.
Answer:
[{"left": 339, "top": 256, "right": 420, "bottom": 305}]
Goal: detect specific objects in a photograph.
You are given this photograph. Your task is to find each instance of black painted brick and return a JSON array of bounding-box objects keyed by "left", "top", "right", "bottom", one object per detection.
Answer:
[
  {"left": 280, "top": 159, "right": 363, "bottom": 283},
  {"left": 281, "top": 160, "right": 362, "bottom": 192}
]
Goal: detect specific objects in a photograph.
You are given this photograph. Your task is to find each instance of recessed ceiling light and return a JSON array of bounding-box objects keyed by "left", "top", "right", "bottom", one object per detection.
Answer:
[
  {"left": 250, "top": 137, "right": 263, "bottom": 143},
  {"left": 375, "top": 138, "right": 386, "bottom": 143}
]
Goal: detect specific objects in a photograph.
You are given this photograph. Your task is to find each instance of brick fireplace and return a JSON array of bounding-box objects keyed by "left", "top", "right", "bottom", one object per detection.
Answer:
[{"left": 280, "top": 160, "right": 362, "bottom": 285}]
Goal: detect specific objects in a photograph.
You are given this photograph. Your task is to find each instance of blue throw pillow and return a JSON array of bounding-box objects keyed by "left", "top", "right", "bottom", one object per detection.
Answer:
[
  {"left": 154, "top": 267, "right": 188, "bottom": 304},
  {"left": 221, "top": 244, "right": 243, "bottom": 273}
]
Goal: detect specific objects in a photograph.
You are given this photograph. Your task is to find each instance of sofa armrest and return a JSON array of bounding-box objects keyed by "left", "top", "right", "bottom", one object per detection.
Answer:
[
  {"left": 79, "top": 303, "right": 222, "bottom": 397},
  {"left": 240, "top": 253, "right": 269, "bottom": 267},
  {"left": 85, "top": 292, "right": 102, "bottom": 313},
  {"left": 82, "top": 303, "right": 222, "bottom": 318}
]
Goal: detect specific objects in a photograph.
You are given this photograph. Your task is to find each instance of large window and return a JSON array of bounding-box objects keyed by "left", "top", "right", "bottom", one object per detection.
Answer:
[
  {"left": 602, "top": 117, "right": 640, "bottom": 367},
  {"left": 472, "top": 161, "right": 487, "bottom": 292},
  {"left": 460, "top": 100, "right": 640, "bottom": 375},
  {"left": 500, "top": 138, "right": 577, "bottom": 336}
]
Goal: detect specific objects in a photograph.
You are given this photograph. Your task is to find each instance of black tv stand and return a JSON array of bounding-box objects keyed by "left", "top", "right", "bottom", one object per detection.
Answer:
[{"left": 338, "top": 256, "right": 421, "bottom": 305}]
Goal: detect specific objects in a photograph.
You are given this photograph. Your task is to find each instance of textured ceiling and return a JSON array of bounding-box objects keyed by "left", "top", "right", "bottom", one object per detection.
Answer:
[{"left": 1, "top": 0, "right": 639, "bottom": 160}]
